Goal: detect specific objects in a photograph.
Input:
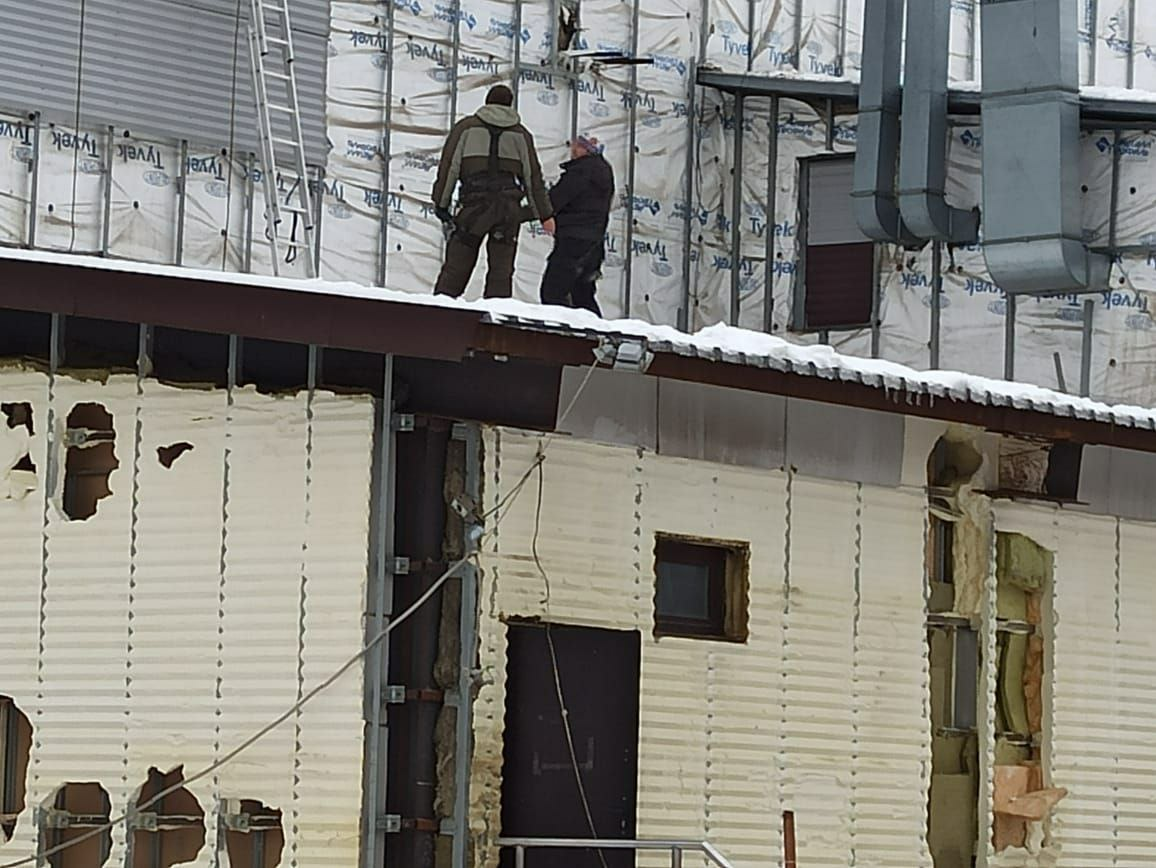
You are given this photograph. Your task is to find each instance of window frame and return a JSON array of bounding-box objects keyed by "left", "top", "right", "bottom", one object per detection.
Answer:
[
  {"left": 793, "top": 153, "right": 880, "bottom": 334},
  {"left": 653, "top": 534, "right": 749, "bottom": 643}
]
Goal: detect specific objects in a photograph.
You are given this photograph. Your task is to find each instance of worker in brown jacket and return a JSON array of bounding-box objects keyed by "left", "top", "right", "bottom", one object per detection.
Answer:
[{"left": 432, "top": 85, "right": 555, "bottom": 298}]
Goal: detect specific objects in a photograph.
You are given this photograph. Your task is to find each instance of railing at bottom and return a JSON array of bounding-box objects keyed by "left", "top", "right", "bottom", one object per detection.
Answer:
[{"left": 496, "top": 837, "right": 735, "bottom": 868}]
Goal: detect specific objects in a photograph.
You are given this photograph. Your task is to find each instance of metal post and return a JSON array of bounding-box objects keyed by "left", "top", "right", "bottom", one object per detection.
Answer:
[
  {"left": 1088, "top": 0, "right": 1099, "bottom": 86},
  {"left": 1080, "top": 297, "right": 1095, "bottom": 397},
  {"left": 792, "top": 0, "right": 803, "bottom": 70},
  {"left": 792, "top": 160, "right": 811, "bottom": 331},
  {"left": 100, "top": 126, "right": 114, "bottom": 256},
  {"left": 729, "top": 94, "right": 745, "bottom": 326},
  {"left": 746, "top": 0, "right": 756, "bottom": 72},
  {"left": 837, "top": 0, "right": 849, "bottom": 72},
  {"left": 783, "top": 811, "right": 797, "bottom": 868},
  {"left": 512, "top": 0, "right": 524, "bottom": 106},
  {"left": 679, "top": 61, "right": 699, "bottom": 333},
  {"left": 243, "top": 153, "right": 256, "bottom": 274},
  {"left": 1004, "top": 294, "right": 1017, "bottom": 381},
  {"left": 252, "top": 828, "right": 265, "bottom": 868},
  {"left": 1109, "top": 131, "right": 1121, "bottom": 249},
  {"left": 312, "top": 166, "right": 325, "bottom": 271},
  {"left": 515, "top": 845, "right": 525, "bottom": 868},
  {"left": 361, "top": 355, "right": 396, "bottom": 868},
  {"left": 138, "top": 324, "right": 154, "bottom": 379},
  {"left": 825, "top": 98, "right": 835, "bottom": 151},
  {"left": 1127, "top": 0, "right": 1137, "bottom": 90},
  {"left": 548, "top": 0, "right": 559, "bottom": 69},
  {"left": 763, "top": 96, "right": 780, "bottom": 333},
  {"left": 1053, "top": 352, "right": 1067, "bottom": 393},
  {"left": 671, "top": 846, "right": 683, "bottom": 868},
  {"left": 377, "top": 0, "right": 398, "bottom": 287},
  {"left": 26, "top": 112, "right": 41, "bottom": 249},
  {"left": 622, "top": 0, "right": 642, "bottom": 318},
  {"left": 870, "top": 244, "right": 882, "bottom": 358},
  {"left": 175, "top": 140, "right": 189, "bottom": 266},
  {"left": 930, "top": 241, "right": 942, "bottom": 369}
]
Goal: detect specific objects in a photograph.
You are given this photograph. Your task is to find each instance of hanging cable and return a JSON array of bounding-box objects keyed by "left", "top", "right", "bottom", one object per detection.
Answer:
[
  {"left": 0, "top": 357, "right": 607, "bottom": 868},
  {"left": 67, "top": 0, "right": 89, "bottom": 253}
]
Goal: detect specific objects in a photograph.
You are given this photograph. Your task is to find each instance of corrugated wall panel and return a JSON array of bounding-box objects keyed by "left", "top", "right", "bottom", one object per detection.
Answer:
[
  {"left": 217, "top": 388, "right": 308, "bottom": 837},
  {"left": 855, "top": 486, "right": 930, "bottom": 868},
  {"left": 637, "top": 458, "right": 788, "bottom": 866},
  {"left": 127, "top": 381, "right": 227, "bottom": 868},
  {"left": 37, "top": 375, "right": 138, "bottom": 862},
  {"left": 1113, "top": 522, "right": 1156, "bottom": 866},
  {"left": 472, "top": 430, "right": 933, "bottom": 868},
  {"left": 0, "top": 370, "right": 50, "bottom": 864},
  {"left": 0, "top": 0, "right": 327, "bottom": 161},
  {"left": 1051, "top": 512, "right": 1119, "bottom": 868},
  {"left": 485, "top": 429, "right": 645, "bottom": 632},
  {"left": 295, "top": 392, "right": 374, "bottom": 868},
  {"left": 783, "top": 476, "right": 857, "bottom": 868}
]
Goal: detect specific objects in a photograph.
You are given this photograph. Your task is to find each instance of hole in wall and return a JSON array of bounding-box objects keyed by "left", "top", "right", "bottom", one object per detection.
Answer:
[
  {"left": 40, "top": 782, "right": 112, "bottom": 868},
  {"left": 0, "top": 695, "right": 32, "bottom": 842},
  {"left": 223, "top": 800, "right": 284, "bottom": 868},
  {"left": 61, "top": 403, "right": 118, "bottom": 521},
  {"left": 2, "top": 402, "right": 37, "bottom": 477},
  {"left": 129, "top": 767, "right": 205, "bottom": 868},
  {"left": 156, "top": 443, "right": 194, "bottom": 469}
]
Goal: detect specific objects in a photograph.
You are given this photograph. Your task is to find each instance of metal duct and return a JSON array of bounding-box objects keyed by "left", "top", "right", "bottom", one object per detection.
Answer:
[
  {"left": 851, "top": 0, "right": 920, "bottom": 246},
  {"left": 980, "top": 0, "right": 1110, "bottom": 294},
  {"left": 898, "top": 0, "right": 979, "bottom": 244}
]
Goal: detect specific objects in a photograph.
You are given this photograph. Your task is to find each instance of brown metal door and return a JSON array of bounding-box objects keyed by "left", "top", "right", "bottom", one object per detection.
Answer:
[{"left": 500, "top": 622, "right": 641, "bottom": 868}]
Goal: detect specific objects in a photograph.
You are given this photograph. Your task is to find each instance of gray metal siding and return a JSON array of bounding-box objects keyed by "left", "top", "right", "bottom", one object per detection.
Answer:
[
  {"left": 0, "top": 0, "right": 329, "bottom": 163},
  {"left": 807, "top": 157, "right": 861, "bottom": 246}
]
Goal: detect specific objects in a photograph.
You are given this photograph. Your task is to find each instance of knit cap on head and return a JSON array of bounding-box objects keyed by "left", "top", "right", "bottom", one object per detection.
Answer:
[{"left": 575, "top": 134, "right": 603, "bottom": 155}]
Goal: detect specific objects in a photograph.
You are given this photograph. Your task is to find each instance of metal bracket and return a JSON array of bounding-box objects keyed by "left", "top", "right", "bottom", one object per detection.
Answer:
[
  {"left": 385, "top": 685, "right": 406, "bottom": 705},
  {"left": 450, "top": 494, "right": 478, "bottom": 523},
  {"left": 63, "top": 428, "right": 115, "bottom": 449},
  {"left": 379, "top": 814, "right": 402, "bottom": 834},
  {"left": 223, "top": 812, "right": 251, "bottom": 833},
  {"left": 392, "top": 413, "right": 415, "bottom": 433},
  {"left": 392, "top": 556, "right": 410, "bottom": 576},
  {"left": 128, "top": 811, "right": 158, "bottom": 832}
]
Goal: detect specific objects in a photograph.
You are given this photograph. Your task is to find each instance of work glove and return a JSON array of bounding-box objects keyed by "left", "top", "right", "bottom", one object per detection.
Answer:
[{"left": 434, "top": 205, "right": 455, "bottom": 241}]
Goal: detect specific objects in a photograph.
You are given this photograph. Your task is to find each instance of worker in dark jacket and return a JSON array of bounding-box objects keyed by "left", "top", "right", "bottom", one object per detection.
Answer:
[
  {"left": 538, "top": 135, "right": 615, "bottom": 316},
  {"left": 432, "top": 85, "right": 555, "bottom": 298}
]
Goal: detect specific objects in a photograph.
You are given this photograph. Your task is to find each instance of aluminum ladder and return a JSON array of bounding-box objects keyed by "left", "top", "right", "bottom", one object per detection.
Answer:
[{"left": 247, "top": 0, "right": 316, "bottom": 277}]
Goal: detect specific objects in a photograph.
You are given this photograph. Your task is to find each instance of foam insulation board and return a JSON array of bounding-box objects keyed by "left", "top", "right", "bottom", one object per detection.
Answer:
[
  {"left": 472, "top": 427, "right": 930, "bottom": 868},
  {"left": 0, "top": 369, "right": 374, "bottom": 868},
  {"left": 8, "top": 4, "right": 1156, "bottom": 408}
]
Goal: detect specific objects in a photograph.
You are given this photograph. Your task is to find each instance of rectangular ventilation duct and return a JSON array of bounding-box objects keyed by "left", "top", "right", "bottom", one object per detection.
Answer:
[{"left": 979, "top": 0, "right": 1110, "bottom": 295}]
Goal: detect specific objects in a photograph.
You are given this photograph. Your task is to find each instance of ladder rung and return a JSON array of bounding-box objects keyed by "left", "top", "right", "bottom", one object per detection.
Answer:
[
  {"left": 262, "top": 3, "right": 287, "bottom": 12},
  {"left": 266, "top": 36, "right": 289, "bottom": 45},
  {"left": 264, "top": 70, "right": 291, "bottom": 81},
  {"left": 267, "top": 104, "right": 294, "bottom": 113},
  {"left": 272, "top": 136, "right": 303, "bottom": 148}
]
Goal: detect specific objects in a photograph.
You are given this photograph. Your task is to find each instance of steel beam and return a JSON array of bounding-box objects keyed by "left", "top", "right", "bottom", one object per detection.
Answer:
[{"left": 729, "top": 94, "right": 745, "bottom": 326}]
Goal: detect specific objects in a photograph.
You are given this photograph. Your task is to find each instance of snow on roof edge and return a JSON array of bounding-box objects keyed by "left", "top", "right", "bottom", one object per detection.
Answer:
[{"left": 5, "top": 246, "right": 1156, "bottom": 433}]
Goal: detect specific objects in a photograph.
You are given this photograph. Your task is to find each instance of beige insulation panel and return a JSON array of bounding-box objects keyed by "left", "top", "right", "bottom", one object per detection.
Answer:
[
  {"left": 473, "top": 427, "right": 930, "bottom": 868},
  {"left": 0, "top": 371, "right": 374, "bottom": 868},
  {"left": 992, "top": 503, "right": 1156, "bottom": 868}
]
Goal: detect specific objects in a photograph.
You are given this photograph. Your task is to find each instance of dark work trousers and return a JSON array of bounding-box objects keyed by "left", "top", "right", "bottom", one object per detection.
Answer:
[
  {"left": 434, "top": 191, "right": 523, "bottom": 298},
  {"left": 539, "top": 235, "right": 604, "bottom": 317}
]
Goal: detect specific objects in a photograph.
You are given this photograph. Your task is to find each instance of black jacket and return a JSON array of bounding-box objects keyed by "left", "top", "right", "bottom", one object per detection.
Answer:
[{"left": 548, "top": 153, "right": 615, "bottom": 240}]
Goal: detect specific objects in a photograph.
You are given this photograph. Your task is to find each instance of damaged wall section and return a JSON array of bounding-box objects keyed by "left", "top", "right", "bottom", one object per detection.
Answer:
[{"left": 0, "top": 367, "right": 376, "bottom": 868}]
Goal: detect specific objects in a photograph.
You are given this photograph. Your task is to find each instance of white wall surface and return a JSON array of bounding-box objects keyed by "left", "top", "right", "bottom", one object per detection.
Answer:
[
  {"left": 471, "top": 428, "right": 930, "bottom": 868},
  {"left": 0, "top": 370, "right": 374, "bottom": 868}
]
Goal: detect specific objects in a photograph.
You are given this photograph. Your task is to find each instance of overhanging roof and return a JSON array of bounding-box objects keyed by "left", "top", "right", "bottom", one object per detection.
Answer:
[{"left": 2, "top": 247, "right": 1156, "bottom": 453}]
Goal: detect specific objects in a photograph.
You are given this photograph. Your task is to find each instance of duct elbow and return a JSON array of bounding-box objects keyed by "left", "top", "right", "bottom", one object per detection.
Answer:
[
  {"left": 983, "top": 238, "right": 1111, "bottom": 295},
  {"left": 851, "top": 190, "right": 921, "bottom": 248},
  {"left": 900, "top": 192, "right": 979, "bottom": 246}
]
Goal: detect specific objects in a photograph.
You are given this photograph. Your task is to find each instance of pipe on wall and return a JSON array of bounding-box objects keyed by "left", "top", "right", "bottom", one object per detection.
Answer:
[
  {"left": 851, "top": 0, "right": 920, "bottom": 247},
  {"left": 979, "top": 0, "right": 1110, "bottom": 294},
  {"left": 898, "top": 0, "right": 979, "bottom": 244}
]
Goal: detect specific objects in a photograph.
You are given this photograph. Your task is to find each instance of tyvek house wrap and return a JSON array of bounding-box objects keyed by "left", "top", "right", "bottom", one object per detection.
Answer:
[
  {"left": 5, "top": 2, "right": 1156, "bottom": 401},
  {"left": 0, "top": 370, "right": 374, "bottom": 868}
]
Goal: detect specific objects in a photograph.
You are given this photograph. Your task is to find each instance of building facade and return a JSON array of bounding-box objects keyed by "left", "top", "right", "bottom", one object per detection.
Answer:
[{"left": 2, "top": 258, "right": 1156, "bottom": 866}]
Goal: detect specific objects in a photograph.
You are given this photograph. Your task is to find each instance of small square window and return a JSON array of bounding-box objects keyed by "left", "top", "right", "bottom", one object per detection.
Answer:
[{"left": 653, "top": 535, "right": 749, "bottom": 642}]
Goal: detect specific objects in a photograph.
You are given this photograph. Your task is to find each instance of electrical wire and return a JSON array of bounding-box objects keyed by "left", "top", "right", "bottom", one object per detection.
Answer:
[
  {"left": 0, "top": 553, "right": 475, "bottom": 868},
  {"left": 531, "top": 458, "right": 610, "bottom": 868},
  {"left": 0, "top": 357, "right": 606, "bottom": 868},
  {"left": 67, "top": 0, "right": 89, "bottom": 254}
]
